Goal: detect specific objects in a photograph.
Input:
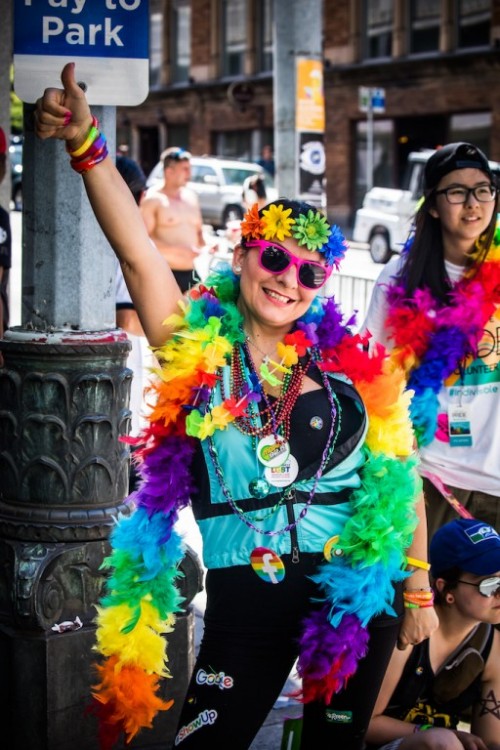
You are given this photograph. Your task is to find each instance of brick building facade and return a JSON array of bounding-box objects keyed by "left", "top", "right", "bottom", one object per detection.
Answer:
[{"left": 117, "top": 0, "right": 500, "bottom": 230}]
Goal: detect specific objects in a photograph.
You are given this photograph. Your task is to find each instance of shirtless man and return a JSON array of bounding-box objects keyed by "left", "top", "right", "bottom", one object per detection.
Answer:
[{"left": 140, "top": 147, "right": 204, "bottom": 292}]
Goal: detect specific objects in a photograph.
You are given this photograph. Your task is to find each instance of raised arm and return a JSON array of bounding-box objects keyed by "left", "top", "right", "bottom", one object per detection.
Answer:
[{"left": 34, "top": 62, "right": 182, "bottom": 347}]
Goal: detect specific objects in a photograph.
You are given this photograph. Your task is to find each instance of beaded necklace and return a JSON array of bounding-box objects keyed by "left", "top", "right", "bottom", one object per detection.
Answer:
[
  {"left": 227, "top": 342, "right": 310, "bottom": 440},
  {"left": 209, "top": 346, "right": 341, "bottom": 533},
  {"left": 384, "top": 222, "right": 500, "bottom": 446}
]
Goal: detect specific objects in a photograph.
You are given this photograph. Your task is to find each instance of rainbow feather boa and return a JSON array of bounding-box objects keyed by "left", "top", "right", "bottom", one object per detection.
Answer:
[
  {"left": 385, "top": 221, "right": 500, "bottom": 446},
  {"left": 91, "top": 266, "right": 420, "bottom": 746}
]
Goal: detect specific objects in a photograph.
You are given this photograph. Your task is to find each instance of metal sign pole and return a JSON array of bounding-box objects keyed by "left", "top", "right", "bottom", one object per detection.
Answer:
[{"left": 366, "top": 88, "right": 374, "bottom": 192}]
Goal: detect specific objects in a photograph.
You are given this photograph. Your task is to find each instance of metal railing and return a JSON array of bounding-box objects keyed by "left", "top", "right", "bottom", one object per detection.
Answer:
[{"left": 324, "top": 272, "right": 375, "bottom": 331}]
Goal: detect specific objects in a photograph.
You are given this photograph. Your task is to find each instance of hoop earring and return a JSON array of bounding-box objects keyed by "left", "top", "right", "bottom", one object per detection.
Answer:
[{"left": 233, "top": 265, "right": 242, "bottom": 273}]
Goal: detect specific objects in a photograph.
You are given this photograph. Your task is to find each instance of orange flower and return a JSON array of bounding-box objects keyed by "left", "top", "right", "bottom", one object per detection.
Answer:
[{"left": 241, "top": 203, "right": 264, "bottom": 240}]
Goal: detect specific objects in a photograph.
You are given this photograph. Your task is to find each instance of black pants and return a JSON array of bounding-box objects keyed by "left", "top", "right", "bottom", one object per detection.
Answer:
[{"left": 173, "top": 554, "right": 402, "bottom": 748}]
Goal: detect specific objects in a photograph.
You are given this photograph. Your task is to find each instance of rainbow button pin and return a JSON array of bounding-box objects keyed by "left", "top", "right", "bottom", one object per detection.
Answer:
[{"left": 250, "top": 547, "right": 285, "bottom": 584}]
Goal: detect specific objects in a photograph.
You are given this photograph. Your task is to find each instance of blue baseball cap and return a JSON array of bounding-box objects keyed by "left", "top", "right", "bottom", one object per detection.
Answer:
[{"left": 430, "top": 518, "right": 500, "bottom": 577}]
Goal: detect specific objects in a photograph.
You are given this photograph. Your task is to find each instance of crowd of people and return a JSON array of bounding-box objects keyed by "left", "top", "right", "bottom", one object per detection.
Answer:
[{"left": 28, "top": 60, "right": 500, "bottom": 750}]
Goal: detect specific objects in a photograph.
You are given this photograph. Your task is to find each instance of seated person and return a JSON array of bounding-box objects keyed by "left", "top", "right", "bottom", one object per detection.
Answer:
[{"left": 365, "top": 517, "right": 500, "bottom": 750}]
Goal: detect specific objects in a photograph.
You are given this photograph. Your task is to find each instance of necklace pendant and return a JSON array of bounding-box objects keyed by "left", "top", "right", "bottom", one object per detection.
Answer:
[
  {"left": 256, "top": 435, "right": 290, "bottom": 467},
  {"left": 249, "top": 477, "right": 271, "bottom": 499}
]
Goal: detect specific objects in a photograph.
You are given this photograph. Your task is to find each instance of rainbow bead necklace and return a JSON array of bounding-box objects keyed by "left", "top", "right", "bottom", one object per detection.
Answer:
[{"left": 207, "top": 345, "right": 341, "bottom": 534}]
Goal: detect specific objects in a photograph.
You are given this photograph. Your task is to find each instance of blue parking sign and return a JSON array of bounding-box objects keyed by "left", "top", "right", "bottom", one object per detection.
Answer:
[{"left": 14, "top": 0, "right": 149, "bottom": 105}]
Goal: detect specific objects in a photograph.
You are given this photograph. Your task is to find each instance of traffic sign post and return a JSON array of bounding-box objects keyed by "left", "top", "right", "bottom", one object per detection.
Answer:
[
  {"left": 359, "top": 86, "right": 386, "bottom": 114},
  {"left": 359, "top": 86, "right": 386, "bottom": 191},
  {"left": 13, "top": 0, "right": 149, "bottom": 105}
]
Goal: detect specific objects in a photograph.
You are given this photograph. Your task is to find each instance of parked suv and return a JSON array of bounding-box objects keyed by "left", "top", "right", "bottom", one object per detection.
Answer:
[
  {"left": 353, "top": 149, "right": 500, "bottom": 263},
  {"left": 146, "top": 155, "right": 277, "bottom": 228}
]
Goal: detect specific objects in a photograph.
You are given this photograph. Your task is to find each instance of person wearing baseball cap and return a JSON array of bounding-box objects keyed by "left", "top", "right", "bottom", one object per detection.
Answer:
[
  {"left": 0, "top": 126, "right": 12, "bottom": 349},
  {"left": 423, "top": 142, "right": 494, "bottom": 193},
  {"left": 366, "top": 517, "right": 500, "bottom": 749},
  {"left": 362, "top": 138, "right": 500, "bottom": 544},
  {"left": 431, "top": 518, "right": 500, "bottom": 579}
]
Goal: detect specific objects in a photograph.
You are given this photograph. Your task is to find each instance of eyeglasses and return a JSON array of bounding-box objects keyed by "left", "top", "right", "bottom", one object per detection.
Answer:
[
  {"left": 245, "top": 240, "right": 332, "bottom": 290},
  {"left": 434, "top": 184, "right": 497, "bottom": 204},
  {"left": 456, "top": 576, "right": 500, "bottom": 597}
]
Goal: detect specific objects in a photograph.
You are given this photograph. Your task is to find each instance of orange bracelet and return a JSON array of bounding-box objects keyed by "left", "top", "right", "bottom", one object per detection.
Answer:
[{"left": 403, "top": 588, "right": 434, "bottom": 609}]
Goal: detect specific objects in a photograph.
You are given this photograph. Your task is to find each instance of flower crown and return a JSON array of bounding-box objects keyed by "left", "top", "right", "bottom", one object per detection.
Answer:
[{"left": 240, "top": 202, "right": 348, "bottom": 268}]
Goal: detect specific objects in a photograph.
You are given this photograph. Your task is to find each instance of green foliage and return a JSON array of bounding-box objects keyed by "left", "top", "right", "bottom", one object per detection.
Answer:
[
  {"left": 10, "top": 91, "right": 23, "bottom": 134},
  {"left": 10, "top": 64, "right": 23, "bottom": 134}
]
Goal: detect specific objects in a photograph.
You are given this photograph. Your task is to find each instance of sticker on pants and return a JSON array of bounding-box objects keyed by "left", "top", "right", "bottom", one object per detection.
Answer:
[
  {"left": 175, "top": 709, "right": 218, "bottom": 744},
  {"left": 325, "top": 708, "right": 353, "bottom": 724}
]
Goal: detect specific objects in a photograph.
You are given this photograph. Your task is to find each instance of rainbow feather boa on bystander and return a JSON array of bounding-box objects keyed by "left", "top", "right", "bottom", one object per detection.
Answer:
[{"left": 384, "top": 221, "right": 500, "bottom": 447}]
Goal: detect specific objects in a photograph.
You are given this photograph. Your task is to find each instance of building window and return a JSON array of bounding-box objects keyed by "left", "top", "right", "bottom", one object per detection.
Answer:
[
  {"left": 214, "top": 130, "right": 253, "bottom": 160},
  {"left": 222, "top": 0, "right": 248, "bottom": 76},
  {"left": 457, "top": 0, "right": 491, "bottom": 49},
  {"left": 409, "top": 0, "right": 440, "bottom": 54},
  {"left": 149, "top": 7, "right": 163, "bottom": 88},
  {"left": 171, "top": 0, "right": 191, "bottom": 83},
  {"left": 256, "top": 0, "right": 273, "bottom": 73},
  {"left": 355, "top": 119, "right": 394, "bottom": 205},
  {"left": 449, "top": 112, "right": 492, "bottom": 156},
  {"left": 363, "top": 0, "right": 393, "bottom": 59},
  {"left": 167, "top": 124, "right": 190, "bottom": 151}
]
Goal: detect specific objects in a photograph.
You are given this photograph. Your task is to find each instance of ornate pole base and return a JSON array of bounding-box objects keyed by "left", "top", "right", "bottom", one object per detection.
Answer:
[{"left": 0, "top": 328, "right": 203, "bottom": 749}]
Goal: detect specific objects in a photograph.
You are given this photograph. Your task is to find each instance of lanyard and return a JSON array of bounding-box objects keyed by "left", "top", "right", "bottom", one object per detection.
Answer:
[{"left": 420, "top": 468, "right": 474, "bottom": 519}]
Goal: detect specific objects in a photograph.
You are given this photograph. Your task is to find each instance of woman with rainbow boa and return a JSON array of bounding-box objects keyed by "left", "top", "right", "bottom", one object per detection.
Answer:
[
  {"left": 34, "top": 63, "right": 437, "bottom": 749},
  {"left": 362, "top": 142, "right": 500, "bottom": 541}
]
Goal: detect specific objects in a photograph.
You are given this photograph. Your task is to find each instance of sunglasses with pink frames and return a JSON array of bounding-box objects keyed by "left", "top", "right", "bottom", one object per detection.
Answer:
[{"left": 245, "top": 240, "right": 332, "bottom": 290}]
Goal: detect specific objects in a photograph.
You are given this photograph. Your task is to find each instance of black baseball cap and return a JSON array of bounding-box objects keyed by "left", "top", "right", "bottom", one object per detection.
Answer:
[
  {"left": 430, "top": 518, "right": 500, "bottom": 578},
  {"left": 424, "top": 142, "right": 494, "bottom": 191}
]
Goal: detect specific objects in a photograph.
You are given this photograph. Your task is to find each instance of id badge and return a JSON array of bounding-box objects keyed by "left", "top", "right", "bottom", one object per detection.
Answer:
[{"left": 448, "top": 404, "right": 472, "bottom": 447}]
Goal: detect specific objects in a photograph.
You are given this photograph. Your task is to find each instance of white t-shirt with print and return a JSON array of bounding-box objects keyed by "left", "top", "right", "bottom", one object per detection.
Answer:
[{"left": 362, "top": 257, "right": 500, "bottom": 494}]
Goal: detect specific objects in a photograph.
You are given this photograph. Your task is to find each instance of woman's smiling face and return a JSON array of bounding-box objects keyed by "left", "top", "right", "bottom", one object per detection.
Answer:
[
  {"left": 429, "top": 168, "right": 497, "bottom": 259},
  {"left": 233, "top": 236, "right": 325, "bottom": 333}
]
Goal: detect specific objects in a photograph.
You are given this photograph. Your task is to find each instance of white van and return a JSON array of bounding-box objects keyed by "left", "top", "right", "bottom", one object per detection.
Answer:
[{"left": 353, "top": 149, "right": 500, "bottom": 263}]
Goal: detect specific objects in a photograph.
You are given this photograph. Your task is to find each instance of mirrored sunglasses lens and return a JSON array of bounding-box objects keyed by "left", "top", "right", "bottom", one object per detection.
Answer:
[
  {"left": 479, "top": 577, "right": 500, "bottom": 597},
  {"left": 299, "top": 263, "right": 327, "bottom": 289},
  {"left": 261, "top": 247, "right": 290, "bottom": 273}
]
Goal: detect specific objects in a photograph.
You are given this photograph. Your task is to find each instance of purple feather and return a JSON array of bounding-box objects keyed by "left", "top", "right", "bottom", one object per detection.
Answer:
[{"left": 297, "top": 610, "right": 370, "bottom": 703}]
